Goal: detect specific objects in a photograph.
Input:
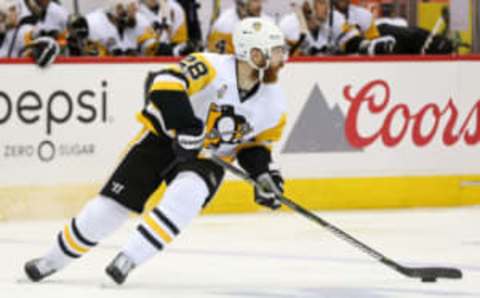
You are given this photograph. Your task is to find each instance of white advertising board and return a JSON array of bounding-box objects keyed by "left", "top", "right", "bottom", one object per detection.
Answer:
[{"left": 1, "top": 58, "right": 479, "bottom": 187}]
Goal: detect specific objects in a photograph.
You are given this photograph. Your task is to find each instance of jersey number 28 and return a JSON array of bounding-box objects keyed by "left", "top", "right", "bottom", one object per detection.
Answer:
[{"left": 180, "top": 55, "right": 208, "bottom": 80}]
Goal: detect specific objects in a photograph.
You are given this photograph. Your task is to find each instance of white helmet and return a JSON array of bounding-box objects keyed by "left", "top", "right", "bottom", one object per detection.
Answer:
[{"left": 233, "top": 17, "right": 286, "bottom": 70}]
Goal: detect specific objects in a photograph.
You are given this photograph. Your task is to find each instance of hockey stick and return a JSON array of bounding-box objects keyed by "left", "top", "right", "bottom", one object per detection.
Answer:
[
  {"left": 206, "top": 0, "right": 221, "bottom": 41},
  {"left": 211, "top": 155, "right": 462, "bottom": 282},
  {"left": 327, "top": 0, "right": 334, "bottom": 52},
  {"left": 420, "top": 7, "right": 447, "bottom": 54},
  {"left": 289, "top": 1, "right": 309, "bottom": 55},
  {"left": 73, "top": 0, "right": 79, "bottom": 15}
]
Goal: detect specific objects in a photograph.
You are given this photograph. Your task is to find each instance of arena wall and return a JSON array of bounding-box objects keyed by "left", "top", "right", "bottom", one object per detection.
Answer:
[{"left": 1, "top": 55, "right": 480, "bottom": 220}]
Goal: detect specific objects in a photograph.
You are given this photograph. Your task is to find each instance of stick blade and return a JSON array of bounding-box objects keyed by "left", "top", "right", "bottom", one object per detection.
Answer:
[{"left": 401, "top": 267, "right": 462, "bottom": 280}]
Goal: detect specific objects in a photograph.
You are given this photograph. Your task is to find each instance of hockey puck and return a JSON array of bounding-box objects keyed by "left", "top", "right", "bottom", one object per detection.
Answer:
[{"left": 421, "top": 277, "right": 437, "bottom": 283}]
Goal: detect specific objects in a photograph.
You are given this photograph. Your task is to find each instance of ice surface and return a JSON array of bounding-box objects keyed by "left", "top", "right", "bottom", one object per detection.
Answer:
[{"left": 1, "top": 207, "right": 479, "bottom": 298}]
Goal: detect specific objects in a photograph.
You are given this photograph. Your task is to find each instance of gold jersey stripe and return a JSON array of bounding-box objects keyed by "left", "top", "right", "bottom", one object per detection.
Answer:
[
  {"left": 364, "top": 20, "right": 380, "bottom": 40},
  {"left": 151, "top": 81, "right": 186, "bottom": 92},
  {"left": 235, "top": 142, "right": 273, "bottom": 154},
  {"left": 63, "top": 225, "right": 89, "bottom": 254},
  {"left": 117, "top": 127, "right": 149, "bottom": 160},
  {"left": 255, "top": 113, "right": 287, "bottom": 143},
  {"left": 137, "top": 27, "right": 157, "bottom": 45},
  {"left": 137, "top": 113, "right": 159, "bottom": 136},
  {"left": 207, "top": 31, "right": 234, "bottom": 54},
  {"left": 172, "top": 22, "right": 188, "bottom": 44},
  {"left": 144, "top": 214, "right": 173, "bottom": 243}
]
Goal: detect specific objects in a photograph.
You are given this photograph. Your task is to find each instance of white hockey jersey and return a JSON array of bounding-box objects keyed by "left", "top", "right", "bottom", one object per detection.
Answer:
[
  {"left": 342, "top": 4, "right": 380, "bottom": 40},
  {"left": 19, "top": 0, "right": 68, "bottom": 37},
  {"left": 0, "top": 24, "right": 33, "bottom": 57},
  {"left": 279, "top": 10, "right": 357, "bottom": 55},
  {"left": 140, "top": 53, "right": 287, "bottom": 159},
  {"left": 207, "top": 7, "right": 274, "bottom": 54},
  {"left": 138, "top": 0, "right": 187, "bottom": 45},
  {"left": 85, "top": 9, "right": 153, "bottom": 55}
]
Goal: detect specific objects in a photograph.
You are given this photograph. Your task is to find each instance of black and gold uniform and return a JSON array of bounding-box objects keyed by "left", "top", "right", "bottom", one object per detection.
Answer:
[{"left": 101, "top": 52, "right": 287, "bottom": 213}]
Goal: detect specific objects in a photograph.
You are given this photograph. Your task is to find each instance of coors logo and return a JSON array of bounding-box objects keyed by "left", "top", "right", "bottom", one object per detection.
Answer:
[
  {"left": 284, "top": 80, "right": 480, "bottom": 153},
  {"left": 344, "top": 79, "right": 480, "bottom": 148}
]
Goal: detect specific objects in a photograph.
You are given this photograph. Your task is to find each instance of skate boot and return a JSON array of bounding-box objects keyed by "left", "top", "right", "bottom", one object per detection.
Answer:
[
  {"left": 105, "top": 252, "right": 136, "bottom": 285},
  {"left": 24, "top": 258, "right": 58, "bottom": 282}
]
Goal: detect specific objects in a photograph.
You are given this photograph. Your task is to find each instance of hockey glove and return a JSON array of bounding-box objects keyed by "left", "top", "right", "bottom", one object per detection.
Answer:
[
  {"left": 172, "top": 120, "right": 205, "bottom": 163},
  {"left": 29, "top": 36, "right": 60, "bottom": 68},
  {"left": 254, "top": 170, "right": 284, "bottom": 210},
  {"left": 360, "top": 35, "right": 396, "bottom": 55}
]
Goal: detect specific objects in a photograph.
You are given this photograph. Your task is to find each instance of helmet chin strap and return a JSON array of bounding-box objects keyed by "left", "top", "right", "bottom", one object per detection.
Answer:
[{"left": 246, "top": 48, "right": 272, "bottom": 82}]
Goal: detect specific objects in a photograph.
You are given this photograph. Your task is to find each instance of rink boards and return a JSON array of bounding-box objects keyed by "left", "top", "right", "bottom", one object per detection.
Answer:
[{"left": 1, "top": 56, "right": 480, "bottom": 219}]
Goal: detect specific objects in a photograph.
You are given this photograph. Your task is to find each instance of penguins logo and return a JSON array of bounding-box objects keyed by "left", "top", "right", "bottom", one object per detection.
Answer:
[{"left": 205, "top": 104, "right": 253, "bottom": 148}]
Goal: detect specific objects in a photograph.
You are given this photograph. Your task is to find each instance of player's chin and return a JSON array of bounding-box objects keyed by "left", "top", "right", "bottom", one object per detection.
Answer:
[{"left": 263, "top": 62, "right": 284, "bottom": 84}]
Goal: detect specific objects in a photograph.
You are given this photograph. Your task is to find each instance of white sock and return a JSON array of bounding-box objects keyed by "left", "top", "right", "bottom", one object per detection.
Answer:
[
  {"left": 44, "top": 195, "right": 130, "bottom": 270},
  {"left": 121, "top": 171, "right": 209, "bottom": 266}
]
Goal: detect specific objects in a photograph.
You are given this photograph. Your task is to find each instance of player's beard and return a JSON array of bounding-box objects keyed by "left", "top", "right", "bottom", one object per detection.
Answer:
[
  {"left": 117, "top": 12, "right": 137, "bottom": 29},
  {"left": 249, "top": 62, "right": 285, "bottom": 84},
  {"left": 263, "top": 62, "right": 285, "bottom": 84}
]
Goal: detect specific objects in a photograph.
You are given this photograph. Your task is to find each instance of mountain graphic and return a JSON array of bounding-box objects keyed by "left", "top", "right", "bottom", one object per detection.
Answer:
[{"left": 282, "top": 84, "right": 362, "bottom": 153}]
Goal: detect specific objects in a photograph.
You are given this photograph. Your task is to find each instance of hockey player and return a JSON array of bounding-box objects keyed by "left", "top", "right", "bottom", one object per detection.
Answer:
[
  {"left": 333, "top": 0, "right": 395, "bottom": 54},
  {"left": 375, "top": 5, "right": 453, "bottom": 55},
  {"left": 20, "top": 0, "right": 67, "bottom": 62},
  {"left": 280, "top": 0, "right": 395, "bottom": 56},
  {"left": 24, "top": 17, "right": 288, "bottom": 285},
  {"left": 19, "top": 0, "right": 69, "bottom": 39},
  {"left": 69, "top": 0, "right": 156, "bottom": 56},
  {"left": 0, "top": 0, "right": 59, "bottom": 67},
  {"left": 207, "top": 0, "right": 274, "bottom": 54},
  {"left": 333, "top": 0, "right": 379, "bottom": 40},
  {"left": 0, "top": 0, "right": 32, "bottom": 57},
  {"left": 138, "top": 0, "right": 192, "bottom": 56}
]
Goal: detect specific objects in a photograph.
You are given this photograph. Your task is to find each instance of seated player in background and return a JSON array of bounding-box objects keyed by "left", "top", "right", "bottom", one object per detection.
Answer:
[
  {"left": 174, "top": 0, "right": 203, "bottom": 52},
  {"left": 374, "top": 3, "right": 408, "bottom": 28},
  {"left": 25, "top": 17, "right": 289, "bottom": 285},
  {"left": 333, "top": 0, "right": 395, "bottom": 55},
  {"left": 20, "top": 0, "right": 68, "bottom": 38},
  {"left": 207, "top": 0, "right": 274, "bottom": 54},
  {"left": 280, "top": 0, "right": 395, "bottom": 56},
  {"left": 333, "top": 0, "right": 379, "bottom": 40},
  {"left": 66, "top": 0, "right": 156, "bottom": 56},
  {"left": 0, "top": 0, "right": 34, "bottom": 57},
  {"left": 375, "top": 4, "right": 454, "bottom": 55},
  {"left": 0, "top": 0, "right": 61, "bottom": 67},
  {"left": 138, "top": 0, "right": 193, "bottom": 56}
]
